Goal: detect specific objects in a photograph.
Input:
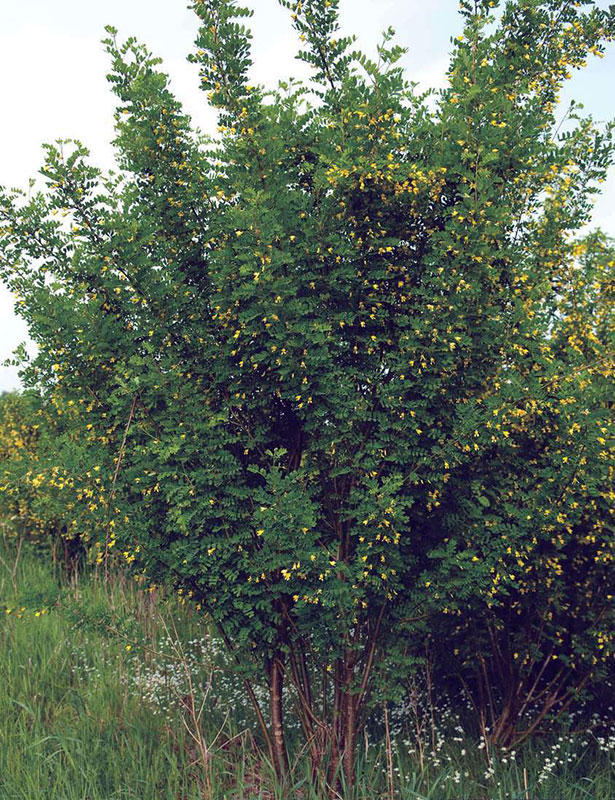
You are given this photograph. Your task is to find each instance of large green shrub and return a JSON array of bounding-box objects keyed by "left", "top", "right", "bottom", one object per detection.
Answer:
[{"left": 1, "top": 0, "right": 613, "bottom": 787}]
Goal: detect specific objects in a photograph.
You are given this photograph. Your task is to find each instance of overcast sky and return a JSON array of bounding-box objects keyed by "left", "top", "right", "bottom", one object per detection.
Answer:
[{"left": 1, "top": 0, "right": 614, "bottom": 392}]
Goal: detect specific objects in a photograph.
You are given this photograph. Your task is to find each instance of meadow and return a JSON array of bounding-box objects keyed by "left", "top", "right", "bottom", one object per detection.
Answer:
[{"left": 1, "top": 533, "right": 614, "bottom": 800}]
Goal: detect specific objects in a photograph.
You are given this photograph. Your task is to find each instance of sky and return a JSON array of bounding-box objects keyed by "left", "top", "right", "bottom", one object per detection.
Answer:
[{"left": 1, "top": 0, "right": 614, "bottom": 392}]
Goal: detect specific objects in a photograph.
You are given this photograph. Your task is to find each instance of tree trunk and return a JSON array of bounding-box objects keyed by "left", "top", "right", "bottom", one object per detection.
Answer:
[
  {"left": 269, "top": 650, "right": 289, "bottom": 780},
  {"left": 343, "top": 690, "right": 357, "bottom": 787},
  {"left": 327, "top": 653, "right": 359, "bottom": 795},
  {"left": 327, "top": 661, "right": 344, "bottom": 793}
]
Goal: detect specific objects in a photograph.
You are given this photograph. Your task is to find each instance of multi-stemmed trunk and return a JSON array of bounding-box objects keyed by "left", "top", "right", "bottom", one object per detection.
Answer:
[
  {"left": 326, "top": 649, "right": 361, "bottom": 794},
  {"left": 264, "top": 640, "right": 365, "bottom": 794}
]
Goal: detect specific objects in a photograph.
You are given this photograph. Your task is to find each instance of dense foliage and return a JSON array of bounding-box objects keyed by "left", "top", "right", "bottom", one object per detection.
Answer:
[
  {"left": 0, "top": 391, "right": 96, "bottom": 573},
  {"left": 1, "top": 0, "right": 614, "bottom": 788}
]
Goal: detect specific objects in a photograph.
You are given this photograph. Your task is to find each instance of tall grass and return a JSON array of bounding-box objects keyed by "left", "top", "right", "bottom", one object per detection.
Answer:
[{"left": 1, "top": 534, "right": 614, "bottom": 799}]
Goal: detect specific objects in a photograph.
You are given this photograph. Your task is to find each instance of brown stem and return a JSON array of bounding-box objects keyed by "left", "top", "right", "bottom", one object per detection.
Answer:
[
  {"left": 215, "top": 622, "right": 274, "bottom": 764},
  {"left": 327, "top": 661, "right": 344, "bottom": 795},
  {"left": 510, "top": 672, "right": 591, "bottom": 750},
  {"left": 269, "top": 650, "right": 290, "bottom": 780},
  {"left": 288, "top": 644, "right": 323, "bottom": 776},
  {"left": 103, "top": 392, "right": 139, "bottom": 578},
  {"left": 343, "top": 690, "right": 357, "bottom": 788},
  {"left": 357, "top": 603, "right": 386, "bottom": 713},
  {"left": 384, "top": 703, "right": 395, "bottom": 800}
]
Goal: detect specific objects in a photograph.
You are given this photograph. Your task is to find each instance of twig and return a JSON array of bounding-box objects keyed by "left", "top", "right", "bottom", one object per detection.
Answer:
[
  {"left": 384, "top": 703, "right": 395, "bottom": 800},
  {"left": 103, "top": 392, "right": 139, "bottom": 579},
  {"left": 0, "top": 535, "right": 23, "bottom": 596}
]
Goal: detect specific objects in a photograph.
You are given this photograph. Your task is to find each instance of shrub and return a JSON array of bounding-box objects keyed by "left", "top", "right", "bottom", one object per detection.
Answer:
[{"left": 1, "top": 0, "right": 613, "bottom": 786}]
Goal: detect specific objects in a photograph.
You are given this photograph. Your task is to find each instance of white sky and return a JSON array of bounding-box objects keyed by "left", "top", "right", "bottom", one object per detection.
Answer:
[{"left": 1, "top": 0, "right": 614, "bottom": 392}]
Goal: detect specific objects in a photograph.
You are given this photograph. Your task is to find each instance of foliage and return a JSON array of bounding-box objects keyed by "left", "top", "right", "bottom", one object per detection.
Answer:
[
  {"left": 424, "top": 229, "right": 615, "bottom": 747},
  {"left": 0, "top": 390, "right": 102, "bottom": 573}
]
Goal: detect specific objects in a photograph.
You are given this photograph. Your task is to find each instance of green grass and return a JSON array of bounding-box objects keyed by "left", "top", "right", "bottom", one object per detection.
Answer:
[{"left": 1, "top": 535, "right": 614, "bottom": 799}]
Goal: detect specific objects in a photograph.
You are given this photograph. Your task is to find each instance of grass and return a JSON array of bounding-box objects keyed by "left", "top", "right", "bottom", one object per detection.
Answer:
[{"left": 1, "top": 533, "right": 614, "bottom": 799}]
